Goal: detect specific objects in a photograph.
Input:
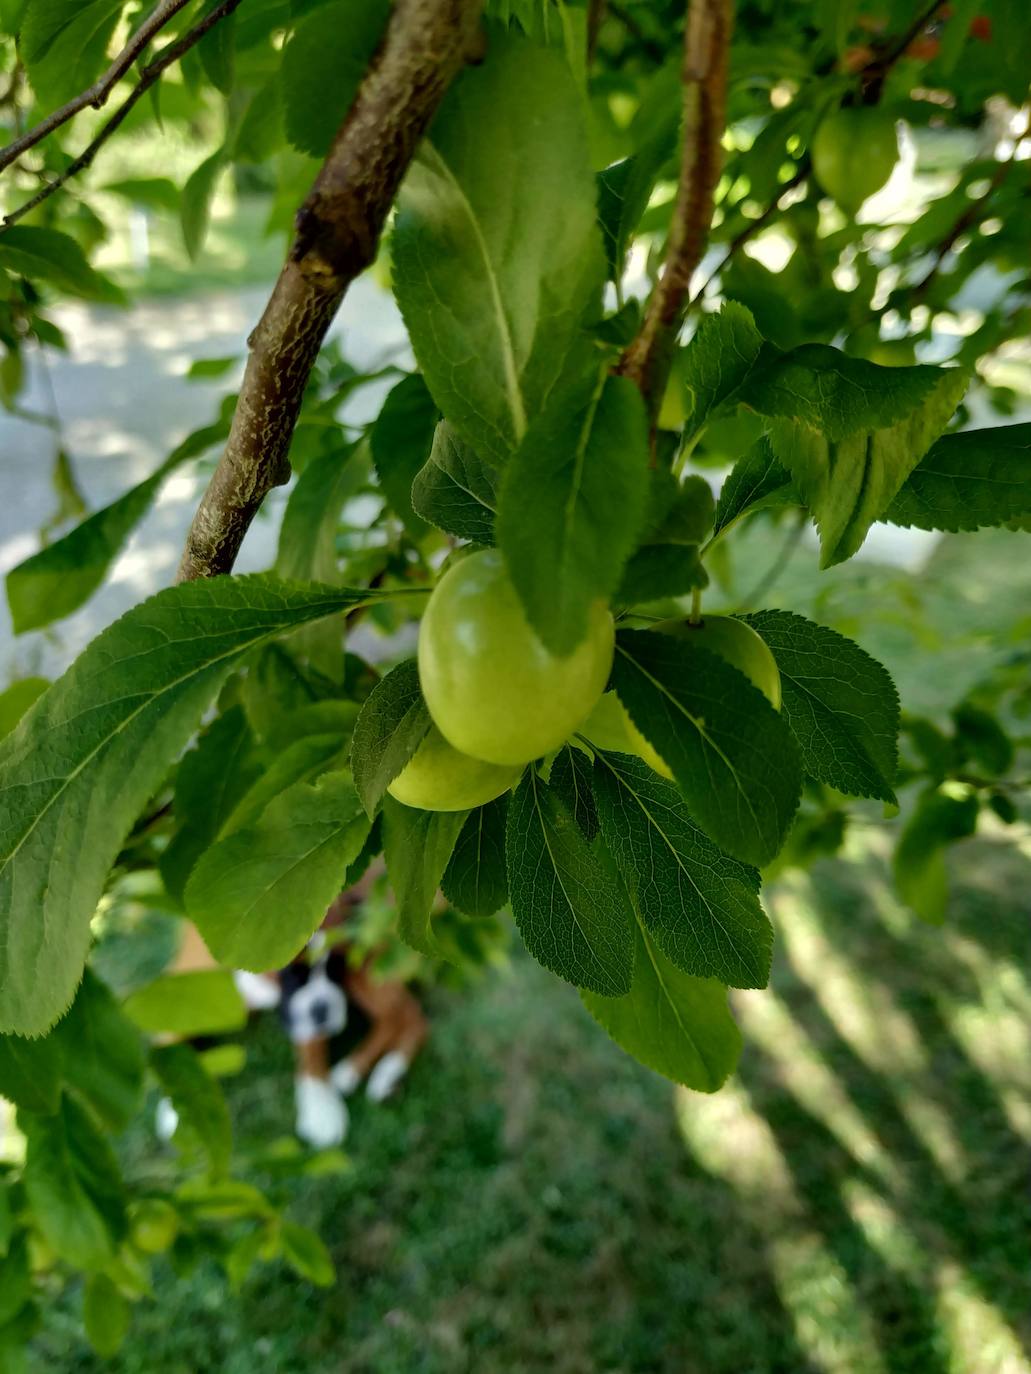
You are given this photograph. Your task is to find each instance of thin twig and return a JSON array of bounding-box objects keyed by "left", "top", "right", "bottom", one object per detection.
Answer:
[
  {"left": 692, "top": 159, "right": 809, "bottom": 302},
  {"left": 605, "top": 0, "right": 666, "bottom": 64},
  {"left": 616, "top": 0, "right": 733, "bottom": 413},
  {"left": 0, "top": 0, "right": 192, "bottom": 175},
  {"left": 177, "top": 0, "right": 484, "bottom": 582},
  {"left": 860, "top": 0, "right": 948, "bottom": 101},
  {"left": 736, "top": 508, "right": 807, "bottom": 610},
  {"left": 2, "top": 0, "right": 244, "bottom": 227}
]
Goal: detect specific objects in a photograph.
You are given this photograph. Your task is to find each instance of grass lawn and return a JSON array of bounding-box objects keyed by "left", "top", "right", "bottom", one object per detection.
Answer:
[{"left": 29, "top": 822, "right": 1031, "bottom": 1374}]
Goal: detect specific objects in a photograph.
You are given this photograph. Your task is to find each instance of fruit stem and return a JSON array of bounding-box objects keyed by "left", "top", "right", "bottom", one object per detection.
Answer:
[{"left": 689, "top": 587, "right": 703, "bottom": 625}]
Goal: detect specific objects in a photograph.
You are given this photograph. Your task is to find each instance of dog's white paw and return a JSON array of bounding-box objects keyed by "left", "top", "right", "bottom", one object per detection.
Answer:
[
  {"left": 295, "top": 1075, "right": 348, "bottom": 1148},
  {"left": 233, "top": 969, "right": 281, "bottom": 1011},
  {"left": 330, "top": 1058, "right": 362, "bottom": 1097},
  {"left": 155, "top": 1096, "right": 179, "bottom": 1141},
  {"left": 366, "top": 1050, "right": 410, "bottom": 1103}
]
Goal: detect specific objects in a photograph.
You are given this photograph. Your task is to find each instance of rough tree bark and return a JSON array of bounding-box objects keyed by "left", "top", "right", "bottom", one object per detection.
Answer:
[{"left": 176, "top": 0, "right": 484, "bottom": 583}]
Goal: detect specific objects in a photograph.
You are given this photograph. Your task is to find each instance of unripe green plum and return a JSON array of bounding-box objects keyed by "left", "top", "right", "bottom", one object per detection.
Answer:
[
  {"left": 653, "top": 614, "right": 781, "bottom": 709},
  {"left": 582, "top": 691, "right": 673, "bottom": 778},
  {"left": 387, "top": 724, "right": 523, "bottom": 811},
  {"left": 419, "top": 549, "right": 615, "bottom": 766},
  {"left": 129, "top": 1199, "right": 179, "bottom": 1254},
  {"left": 812, "top": 105, "right": 898, "bottom": 214}
]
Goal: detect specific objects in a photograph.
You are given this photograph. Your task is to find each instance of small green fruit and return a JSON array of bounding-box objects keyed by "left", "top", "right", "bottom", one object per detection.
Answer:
[
  {"left": 130, "top": 1199, "right": 179, "bottom": 1254},
  {"left": 653, "top": 614, "right": 781, "bottom": 709},
  {"left": 812, "top": 105, "right": 898, "bottom": 214},
  {"left": 387, "top": 724, "right": 523, "bottom": 812}
]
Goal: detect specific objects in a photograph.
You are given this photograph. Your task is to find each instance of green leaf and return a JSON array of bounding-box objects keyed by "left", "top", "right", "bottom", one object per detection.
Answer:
[
  {"left": 181, "top": 149, "right": 226, "bottom": 261},
  {"left": 102, "top": 177, "right": 181, "bottom": 214},
  {"left": 186, "top": 355, "right": 238, "bottom": 380},
  {"left": 610, "top": 629, "right": 802, "bottom": 867},
  {"left": 185, "top": 771, "right": 369, "bottom": 970},
  {"left": 0, "top": 1234, "right": 30, "bottom": 1328},
  {"left": 370, "top": 374, "right": 438, "bottom": 538},
  {"left": 280, "top": 0, "right": 387, "bottom": 157},
  {"left": 0, "top": 1186, "right": 12, "bottom": 1257},
  {"left": 123, "top": 970, "right": 247, "bottom": 1038},
  {"left": 547, "top": 745, "right": 598, "bottom": 841},
  {"left": 499, "top": 372, "right": 649, "bottom": 653},
  {"left": 351, "top": 660, "right": 431, "bottom": 818},
  {"left": 741, "top": 346, "right": 968, "bottom": 566},
  {"left": 0, "top": 226, "right": 125, "bottom": 305},
  {"left": 597, "top": 125, "right": 676, "bottom": 282},
  {"left": 0, "top": 680, "right": 47, "bottom": 742},
  {"left": 275, "top": 444, "right": 367, "bottom": 678},
  {"left": 617, "top": 542, "right": 707, "bottom": 605},
  {"left": 505, "top": 770, "right": 634, "bottom": 995},
  {"left": 411, "top": 422, "right": 497, "bottom": 544},
  {"left": 0, "top": 575, "right": 381, "bottom": 1035},
  {"left": 20, "top": 0, "right": 126, "bottom": 106},
  {"left": 741, "top": 610, "right": 900, "bottom": 804},
  {"left": 6, "top": 447, "right": 198, "bottom": 634},
  {"left": 21, "top": 1095, "right": 126, "bottom": 1270},
  {"left": 151, "top": 1043, "right": 231, "bottom": 1176},
  {"left": 197, "top": 0, "right": 236, "bottom": 94},
  {"left": 885, "top": 423, "right": 1031, "bottom": 532},
  {"left": 441, "top": 796, "right": 510, "bottom": 917},
  {"left": 953, "top": 702, "right": 1013, "bottom": 776},
  {"left": 280, "top": 1220, "right": 335, "bottom": 1287},
  {"left": 83, "top": 1272, "right": 130, "bottom": 1358},
  {"left": 381, "top": 797, "right": 468, "bottom": 957},
  {"left": 712, "top": 437, "right": 797, "bottom": 536},
  {"left": 0, "top": 1028, "right": 62, "bottom": 1115},
  {"left": 582, "top": 924, "right": 741, "bottom": 1091},
  {"left": 682, "top": 302, "right": 765, "bottom": 441},
  {"left": 393, "top": 37, "right": 605, "bottom": 463},
  {"left": 592, "top": 751, "right": 772, "bottom": 990},
  {"left": 894, "top": 788, "right": 979, "bottom": 924},
  {"left": 52, "top": 971, "right": 145, "bottom": 1132},
  {"left": 219, "top": 732, "right": 348, "bottom": 836},
  {"left": 160, "top": 706, "right": 262, "bottom": 903}
]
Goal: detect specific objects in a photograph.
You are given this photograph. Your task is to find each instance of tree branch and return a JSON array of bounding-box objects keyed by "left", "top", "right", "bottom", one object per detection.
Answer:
[
  {"left": 0, "top": 0, "right": 193, "bottom": 176},
  {"left": 615, "top": 0, "right": 733, "bottom": 412},
  {"left": 177, "top": 0, "right": 484, "bottom": 583},
  {"left": 2, "top": 0, "right": 244, "bottom": 227}
]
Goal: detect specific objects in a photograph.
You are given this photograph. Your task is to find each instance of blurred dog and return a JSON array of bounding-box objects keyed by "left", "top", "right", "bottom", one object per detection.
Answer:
[{"left": 164, "top": 869, "right": 427, "bottom": 1149}]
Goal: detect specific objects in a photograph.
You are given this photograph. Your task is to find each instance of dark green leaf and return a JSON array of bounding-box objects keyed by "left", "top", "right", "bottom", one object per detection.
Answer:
[
  {"left": 593, "top": 751, "right": 772, "bottom": 989},
  {"left": 953, "top": 702, "right": 1013, "bottom": 776},
  {"left": 393, "top": 37, "right": 605, "bottom": 463},
  {"left": 611, "top": 629, "right": 802, "bottom": 867},
  {"left": 382, "top": 797, "right": 468, "bottom": 957},
  {"left": 160, "top": 706, "right": 262, "bottom": 903},
  {"left": 682, "top": 302, "right": 765, "bottom": 441},
  {"left": 219, "top": 732, "right": 348, "bottom": 836},
  {"left": 617, "top": 542, "right": 707, "bottom": 604},
  {"left": 370, "top": 374, "right": 438, "bottom": 538},
  {"left": 582, "top": 923, "right": 742, "bottom": 1091},
  {"left": 0, "top": 226, "right": 125, "bottom": 305},
  {"left": 186, "top": 355, "right": 238, "bottom": 380},
  {"left": 52, "top": 971, "right": 145, "bottom": 1132},
  {"left": 151, "top": 1044, "right": 231, "bottom": 1176},
  {"left": 894, "top": 788, "right": 979, "bottom": 923},
  {"left": 21, "top": 1095, "right": 126, "bottom": 1270},
  {"left": 712, "top": 437, "right": 797, "bottom": 536},
  {"left": 742, "top": 610, "right": 900, "bottom": 804},
  {"left": 185, "top": 771, "right": 369, "bottom": 970},
  {"left": 0, "top": 1028, "right": 63, "bottom": 1115},
  {"left": 411, "top": 422, "right": 497, "bottom": 544},
  {"left": 351, "top": 659, "right": 432, "bottom": 817},
  {"left": 741, "top": 345, "right": 968, "bottom": 565},
  {"left": 6, "top": 447, "right": 197, "bottom": 634},
  {"left": 83, "top": 1273, "right": 130, "bottom": 1358},
  {"left": 596, "top": 117, "right": 676, "bottom": 281},
  {"left": 102, "top": 177, "right": 181, "bottom": 214},
  {"left": 505, "top": 770, "right": 634, "bottom": 995},
  {"left": 885, "top": 424, "right": 1031, "bottom": 532},
  {"left": 499, "top": 372, "right": 649, "bottom": 653},
  {"left": 441, "top": 796, "right": 510, "bottom": 917},
  {"left": 0, "top": 575, "right": 383, "bottom": 1035},
  {"left": 548, "top": 745, "right": 598, "bottom": 841},
  {"left": 181, "top": 149, "right": 226, "bottom": 261},
  {"left": 0, "top": 1233, "right": 29, "bottom": 1327},
  {"left": 280, "top": 1221, "right": 334, "bottom": 1287},
  {"left": 280, "top": 0, "right": 387, "bottom": 156},
  {"left": 197, "top": 0, "right": 236, "bottom": 94},
  {"left": 123, "top": 970, "right": 247, "bottom": 1038},
  {"left": 20, "top": 0, "right": 126, "bottom": 107}
]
